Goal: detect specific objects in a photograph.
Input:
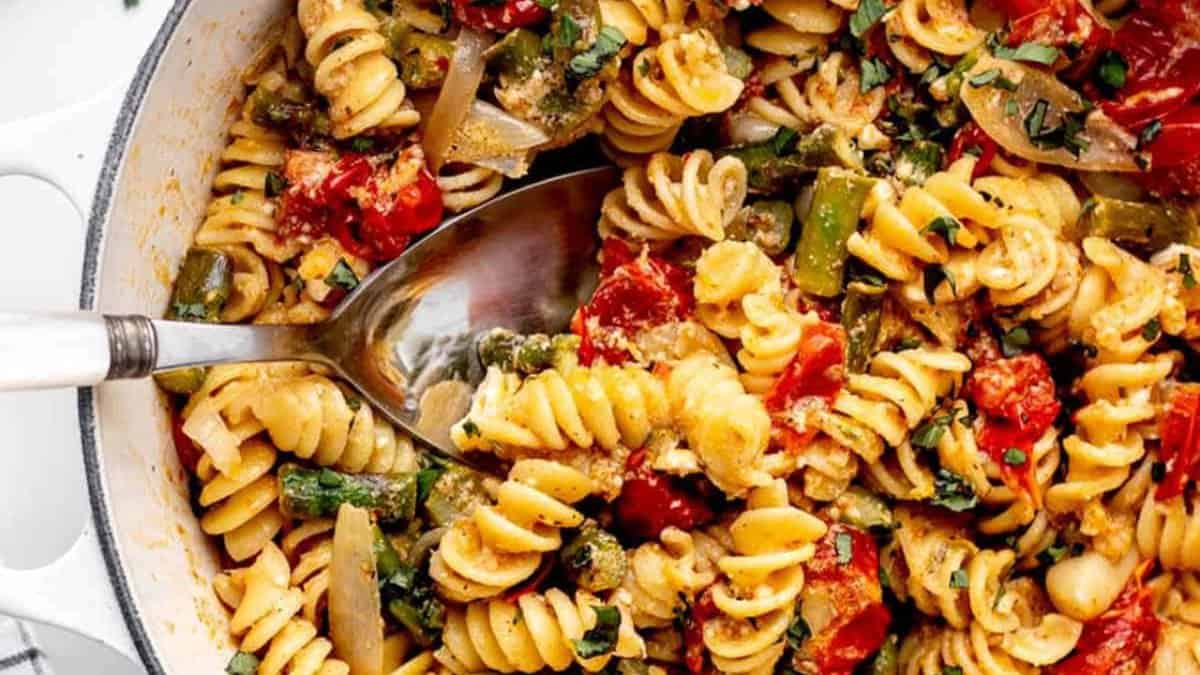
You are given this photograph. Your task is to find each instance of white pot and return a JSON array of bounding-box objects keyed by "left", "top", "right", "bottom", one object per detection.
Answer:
[{"left": 1, "top": 2, "right": 291, "bottom": 672}]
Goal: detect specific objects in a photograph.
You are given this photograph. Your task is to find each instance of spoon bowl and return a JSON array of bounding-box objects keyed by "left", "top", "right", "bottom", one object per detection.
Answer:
[{"left": 0, "top": 166, "right": 620, "bottom": 461}]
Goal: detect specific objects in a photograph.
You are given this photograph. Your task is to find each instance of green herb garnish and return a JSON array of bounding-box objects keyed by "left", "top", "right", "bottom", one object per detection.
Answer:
[
  {"left": 325, "top": 259, "right": 360, "bottom": 291},
  {"left": 849, "top": 0, "right": 890, "bottom": 38},
  {"left": 1003, "top": 448, "right": 1027, "bottom": 466},
  {"left": 573, "top": 605, "right": 622, "bottom": 658},
  {"left": 949, "top": 569, "right": 968, "bottom": 588},
  {"left": 932, "top": 469, "right": 978, "bottom": 512},
  {"left": 567, "top": 26, "right": 626, "bottom": 79},
  {"left": 923, "top": 216, "right": 961, "bottom": 246},
  {"left": 860, "top": 57, "right": 892, "bottom": 93}
]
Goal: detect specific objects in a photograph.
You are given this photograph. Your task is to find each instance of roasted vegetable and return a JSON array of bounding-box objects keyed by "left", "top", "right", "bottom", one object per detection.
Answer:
[
  {"left": 249, "top": 89, "right": 331, "bottom": 139},
  {"left": 791, "top": 168, "right": 876, "bottom": 297},
  {"left": 833, "top": 486, "right": 895, "bottom": 531},
  {"left": 167, "top": 248, "right": 231, "bottom": 322},
  {"left": 559, "top": 521, "right": 627, "bottom": 592},
  {"left": 383, "top": 563, "right": 446, "bottom": 647},
  {"left": 394, "top": 32, "right": 454, "bottom": 89},
  {"left": 278, "top": 465, "right": 418, "bottom": 523},
  {"left": 153, "top": 367, "right": 209, "bottom": 395},
  {"left": 1073, "top": 195, "right": 1200, "bottom": 253},
  {"left": 869, "top": 634, "right": 900, "bottom": 675},
  {"left": 421, "top": 462, "right": 491, "bottom": 527},
  {"left": 477, "top": 328, "right": 579, "bottom": 374},
  {"left": 841, "top": 281, "right": 885, "bottom": 374},
  {"left": 894, "top": 140, "right": 945, "bottom": 186},
  {"left": 720, "top": 126, "right": 861, "bottom": 194},
  {"left": 726, "top": 200, "right": 794, "bottom": 256},
  {"left": 490, "top": 28, "right": 543, "bottom": 80},
  {"left": 373, "top": 525, "right": 405, "bottom": 581}
]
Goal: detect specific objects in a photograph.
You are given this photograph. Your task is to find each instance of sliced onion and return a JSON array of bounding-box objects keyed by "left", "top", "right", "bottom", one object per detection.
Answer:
[
  {"left": 961, "top": 55, "right": 1139, "bottom": 172},
  {"left": 330, "top": 504, "right": 384, "bottom": 675},
  {"left": 728, "top": 112, "right": 781, "bottom": 145},
  {"left": 1079, "top": 171, "right": 1149, "bottom": 201},
  {"left": 181, "top": 404, "right": 240, "bottom": 475},
  {"left": 424, "top": 28, "right": 493, "bottom": 172},
  {"left": 407, "top": 527, "right": 447, "bottom": 568},
  {"left": 443, "top": 99, "right": 551, "bottom": 178}
]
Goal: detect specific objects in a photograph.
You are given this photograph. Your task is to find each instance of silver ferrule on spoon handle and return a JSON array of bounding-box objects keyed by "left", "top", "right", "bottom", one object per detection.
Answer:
[{"left": 0, "top": 311, "right": 318, "bottom": 390}]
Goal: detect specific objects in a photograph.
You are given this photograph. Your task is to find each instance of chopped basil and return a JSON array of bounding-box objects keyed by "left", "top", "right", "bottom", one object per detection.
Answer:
[
  {"left": 787, "top": 614, "right": 811, "bottom": 649},
  {"left": 1139, "top": 119, "right": 1163, "bottom": 149},
  {"left": 912, "top": 414, "right": 954, "bottom": 449},
  {"left": 949, "top": 568, "right": 968, "bottom": 589},
  {"left": 1000, "top": 326, "right": 1031, "bottom": 357},
  {"left": 1005, "top": 99, "right": 1019, "bottom": 118},
  {"left": 225, "top": 652, "right": 260, "bottom": 675},
  {"left": 1023, "top": 99, "right": 1049, "bottom": 140},
  {"left": 573, "top": 605, "right": 622, "bottom": 658},
  {"left": 638, "top": 58, "right": 651, "bottom": 77},
  {"left": 415, "top": 466, "right": 445, "bottom": 505},
  {"left": 992, "top": 39, "right": 1059, "bottom": 65},
  {"left": 461, "top": 419, "right": 481, "bottom": 438},
  {"left": 325, "top": 259, "right": 360, "bottom": 291},
  {"left": 1096, "top": 50, "right": 1128, "bottom": 93},
  {"left": 1041, "top": 543, "right": 1068, "bottom": 564},
  {"left": 943, "top": 666, "right": 965, "bottom": 675},
  {"left": 849, "top": 0, "right": 890, "bottom": 38},
  {"left": 923, "top": 216, "right": 961, "bottom": 246},
  {"left": 835, "top": 532, "right": 854, "bottom": 565},
  {"left": 264, "top": 171, "right": 287, "bottom": 198},
  {"left": 923, "top": 264, "right": 957, "bottom": 303},
  {"left": 771, "top": 127, "right": 798, "bottom": 156},
  {"left": 567, "top": 26, "right": 625, "bottom": 79},
  {"left": 349, "top": 137, "right": 374, "bottom": 152},
  {"left": 1003, "top": 448, "right": 1027, "bottom": 466},
  {"left": 171, "top": 301, "right": 210, "bottom": 321},
  {"left": 860, "top": 57, "right": 892, "bottom": 93},
  {"left": 968, "top": 68, "right": 1016, "bottom": 91},
  {"left": 1142, "top": 318, "right": 1161, "bottom": 341},
  {"left": 1152, "top": 461, "right": 1167, "bottom": 483},
  {"left": 896, "top": 336, "right": 922, "bottom": 351},
  {"left": 535, "top": 0, "right": 556, "bottom": 8},
  {"left": 230, "top": 190, "right": 245, "bottom": 205},
  {"left": 932, "top": 469, "right": 978, "bottom": 512},
  {"left": 1178, "top": 253, "right": 1197, "bottom": 289},
  {"left": 557, "top": 14, "right": 581, "bottom": 48}
]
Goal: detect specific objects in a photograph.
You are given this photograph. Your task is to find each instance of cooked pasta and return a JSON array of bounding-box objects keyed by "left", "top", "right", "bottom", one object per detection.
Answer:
[
  {"left": 430, "top": 459, "right": 594, "bottom": 601},
  {"left": 161, "top": 2, "right": 1200, "bottom": 672},
  {"left": 597, "top": 150, "right": 748, "bottom": 242},
  {"left": 703, "top": 480, "right": 826, "bottom": 673}
]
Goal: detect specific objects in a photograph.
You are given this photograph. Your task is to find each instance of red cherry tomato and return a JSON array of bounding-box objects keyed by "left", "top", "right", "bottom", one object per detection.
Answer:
[
  {"left": 1156, "top": 384, "right": 1200, "bottom": 501},
  {"left": 1046, "top": 563, "right": 1160, "bottom": 675},
  {"left": 765, "top": 321, "right": 846, "bottom": 414},
  {"left": 573, "top": 251, "right": 694, "bottom": 365},
  {"left": 793, "top": 525, "right": 890, "bottom": 675},
  {"left": 967, "top": 353, "right": 1061, "bottom": 500},
  {"left": 683, "top": 589, "right": 718, "bottom": 674},
  {"left": 451, "top": 0, "right": 549, "bottom": 33},
  {"left": 946, "top": 121, "right": 999, "bottom": 179},
  {"left": 995, "top": 0, "right": 1111, "bottom": 69},
  {"left": 613, "top": 449, "right": 715, "bottom": 542}
]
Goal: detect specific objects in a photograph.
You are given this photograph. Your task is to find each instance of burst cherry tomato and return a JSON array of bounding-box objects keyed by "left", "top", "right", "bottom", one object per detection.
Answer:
[
  {"left": 613, "top": 449, "right": 715, "bottom": 542},
  {"left": 766, "top": 321, "right": 846, "bottom": 414},
  {"left": 573, "top": 249, "right": 693, "bottom": 365},
  {"left": 1156, "top": 384, "right": 1200, "bottom": 501},
  {"left": 946, "top": 122, "right": 999, "bottom": 179},
  {"left": 452, "top": 0, "right": 549, "bottom": 33},
  {"left": 993, "top": 0, "right": 1111, "bottom": 70},
  {"left": 967, "top": 353, "right": 1061, "bottom": 499},
  {"left": 279, "top": 152, "right": 444, "bottom": 262},
  {"left": 792, "top": 525, "right": 891, "bottom": 675},
  {"left": 1046, "top": 564, "right": 1160, "bottom": 675}
]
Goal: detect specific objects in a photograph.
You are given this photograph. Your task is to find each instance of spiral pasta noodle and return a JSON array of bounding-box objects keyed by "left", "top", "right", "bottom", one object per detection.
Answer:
[
  {"left": 597, "top": 150, "right": 748, "bottom": 242},
  {"left": 667, "top": 353, "right": 773, "bottom": 496},
  {"left": 280, "top": 518, "right": 334, "bottom": 625},
  {"left": 747, "top": 52, "right": 887, "bottom": 140},
  {"left": 438, "top": 164, "right": 504, "bottom": 213},
  {"left": 215, "top": 244, "right": 273, "bottom": 323},
  {"left": 450, "top": 363, "right": 671, "bottom": 453},
  {"left": 897, "top": 622, "right": 1038, "bottom": 675},
  {"left": 703, "top": 479, "right": 826, "bottom": 674},
  {"left": 197, "top": 439, "right": 285, "bottom": 563},
  {"left": 976, "top": 428, "right": 1061, "bottom": 536},
  {"left": 434, "top": 588, "right": 645, "bottom": 673},
  {"left": 296, "top": 0, "right": 419, "bottom": 138},
  {"left": 622, "top": 527, "right": 723, "bottom": 627},
  {"left": 430, "top": 459, "right": 594, "bottom": 602},
  {"left": 253, "top": 373, "right": 417, "bottom": 474},
  {"left": 213, "top": 543, "right": 350, "bottom": 675},
  {"left": 894, "top": 0, "right": 986, "bottom": 56},
  {"left": 744, "top": 0, "right": 842, "bottom": 57},
  {"left": 736, "top": 289, "right": 812, "bottom": 394},
  {"left": 1045, "top": 355, "right": 1173, "bottom": 513},
  {"left": 600, "top": 29, "right": 743, "bottom": 163},
  {"left": 598, "top": 0, "right": 690, "bottom": 46},
  {"left": 693, "top": 240, "right": 779, "bottom": 339},
  {"left": 195, "top": 82, "right": 302, "bottom": 264}
]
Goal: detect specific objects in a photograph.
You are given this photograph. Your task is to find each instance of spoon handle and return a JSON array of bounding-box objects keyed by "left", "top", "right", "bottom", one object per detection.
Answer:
[{"left": 0, "top": 312, "right": 317, "bottom": 390}]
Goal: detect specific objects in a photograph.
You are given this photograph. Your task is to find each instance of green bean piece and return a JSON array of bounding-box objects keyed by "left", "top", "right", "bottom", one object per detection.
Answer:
[
  {"left": 278, "top": 464, "right": 417, "bottom": 523},
  {"left": 791, "top": 168, "right": 876, "bottom": 297},
  {"left": 842, "top": 282, "right": 885, "bottom": 374}
]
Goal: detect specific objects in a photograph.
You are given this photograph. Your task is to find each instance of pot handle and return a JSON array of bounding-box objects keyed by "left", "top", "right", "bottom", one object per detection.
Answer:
[{"left": 0, "top": 520, "right": 140, "bottom": 664}]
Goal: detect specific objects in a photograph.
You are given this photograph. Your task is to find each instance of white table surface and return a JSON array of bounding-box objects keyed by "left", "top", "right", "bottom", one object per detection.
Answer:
[{"left": 0, "top": 2, "right": 177, "bottom": 673}]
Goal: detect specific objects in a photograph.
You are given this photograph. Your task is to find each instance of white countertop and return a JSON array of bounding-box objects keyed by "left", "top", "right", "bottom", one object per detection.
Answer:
[{"left": 0, "top": 2, "right": 175, "bottom": 673}]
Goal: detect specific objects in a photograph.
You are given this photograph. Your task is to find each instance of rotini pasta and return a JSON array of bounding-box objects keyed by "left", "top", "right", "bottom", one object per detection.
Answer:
[
  {"left": 622, "top": 527, "right": 722, "bottom": 627},
  {"left": 747, "top": 52, "right": 887, "bottom": 141},
  {"left": 894, "top": 0, "right": 986, "bottom": 56}
]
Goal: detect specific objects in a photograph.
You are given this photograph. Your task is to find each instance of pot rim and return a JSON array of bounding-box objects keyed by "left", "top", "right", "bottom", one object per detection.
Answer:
[{"left": 78, "top": 1, "right": 192, "bottom": 672}]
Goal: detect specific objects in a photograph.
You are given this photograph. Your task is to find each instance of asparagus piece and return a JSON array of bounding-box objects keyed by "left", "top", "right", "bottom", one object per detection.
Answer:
[
  {"left": 166, "top": 247, "right": 231, "bottom": 322},
  {"left": 1073, "top": 195, "right": 1200, "bottom": 252},
  {"left": 559, "top": 521, "right": 628, "bottom": 592},
  {"left": 422, "top": 462, "right": 492, "bottom": 527},
  {"left": 154, "top": 367, "right": 209, "bottom": 395},
  {"left": 791, "top": 168, "right": 876, "bottom": 297},
  {"left": 719, "top": 125, "right": 861, "bottom": 195},
  {"left": 477, "top": 328, "right": 579, "bottom": 375},
  {"left": 726, "top": 200, "right": 794, "bottom": 256},
  {"left": 894, "top": 140, "right": 945, "bottom": 186},
  {"left": 841, "top": 281, "right": 885, "bottom": 374},
  {"left": 279, "top": 464, "right": 418, "bottom": 523}
]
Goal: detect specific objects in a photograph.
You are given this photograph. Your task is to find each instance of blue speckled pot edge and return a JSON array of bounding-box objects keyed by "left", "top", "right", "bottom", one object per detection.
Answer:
[{"left": 77, "top": 2, "right": 192, "bottom": 673}]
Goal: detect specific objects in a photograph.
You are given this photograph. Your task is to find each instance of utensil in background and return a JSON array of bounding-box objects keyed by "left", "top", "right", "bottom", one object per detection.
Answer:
[{"left": 0, "top": 166, "right": 617, "bottom": 459}]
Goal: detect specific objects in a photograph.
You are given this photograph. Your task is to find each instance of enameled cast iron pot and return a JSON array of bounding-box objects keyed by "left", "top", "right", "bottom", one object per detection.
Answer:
[{"left": 0, "top": 3, "right": 308, "bottom": 672}]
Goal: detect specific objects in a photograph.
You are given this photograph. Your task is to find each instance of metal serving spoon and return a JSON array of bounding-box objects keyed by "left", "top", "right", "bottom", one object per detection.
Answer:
[{"left": 0, "top": 166, "right": 619, "bottom": 459}]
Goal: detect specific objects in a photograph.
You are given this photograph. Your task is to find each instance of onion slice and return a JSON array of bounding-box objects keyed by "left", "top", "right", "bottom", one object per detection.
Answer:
[
  {"left": 330, "top": 504, "right": 384, "bottom": 675},
  {"left": 443, "top": 99, "right": 551, "bottom": 177},
  {"left": 424, "top": 28, "right": 493, "bottom": 172},
  {"left": 961, "top": 55, "right": 1139, "bottom": 172}
]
